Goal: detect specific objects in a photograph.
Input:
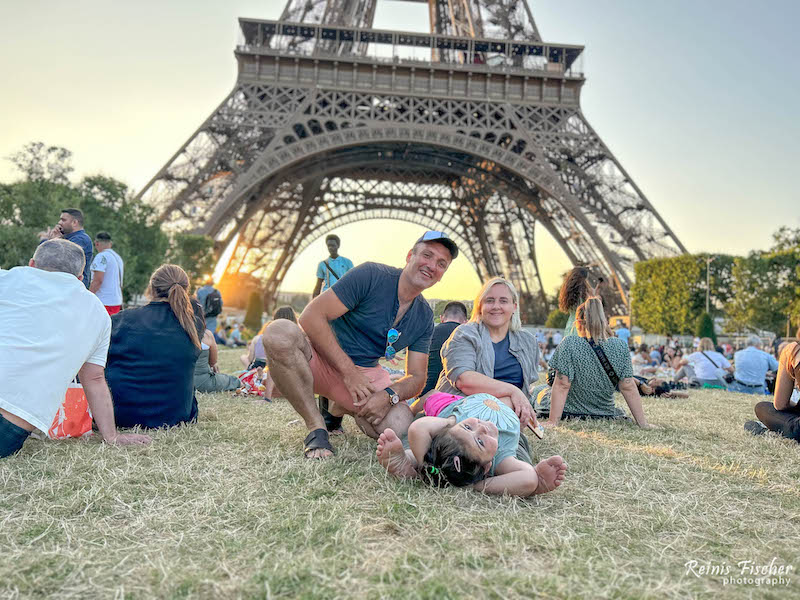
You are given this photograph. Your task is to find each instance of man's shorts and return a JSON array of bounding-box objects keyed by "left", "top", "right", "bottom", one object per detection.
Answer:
[
  {"left": 308, "top": 345, "right": 393, "bottom": 413},
  {"left": 105, "top": 305, "right": 122, "bottom": 315}
]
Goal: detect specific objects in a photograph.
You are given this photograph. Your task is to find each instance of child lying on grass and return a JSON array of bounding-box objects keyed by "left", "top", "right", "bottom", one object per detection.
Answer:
[{"left": 376, "top": 392, "right": 567, "bottom": 497}]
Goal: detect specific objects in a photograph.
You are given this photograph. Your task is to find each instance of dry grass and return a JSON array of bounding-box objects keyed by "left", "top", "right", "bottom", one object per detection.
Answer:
[{"left": 1, "top": 348, "right": 799, "bottom": 599}]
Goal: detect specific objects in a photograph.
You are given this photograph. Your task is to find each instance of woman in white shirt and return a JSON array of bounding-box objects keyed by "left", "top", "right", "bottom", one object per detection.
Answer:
[{"left": 679, "top": 337, "right": 732, "bottom": 388}]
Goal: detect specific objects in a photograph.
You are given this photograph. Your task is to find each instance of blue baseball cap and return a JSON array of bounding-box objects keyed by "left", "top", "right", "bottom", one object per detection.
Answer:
[{"left": 415, "top": 231, "right": 458, "bottom": 260}]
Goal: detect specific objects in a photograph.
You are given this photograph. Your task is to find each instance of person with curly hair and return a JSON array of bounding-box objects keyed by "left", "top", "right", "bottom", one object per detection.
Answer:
[{"left": 558, "top": 266, "right": 603, "bottom": 337}]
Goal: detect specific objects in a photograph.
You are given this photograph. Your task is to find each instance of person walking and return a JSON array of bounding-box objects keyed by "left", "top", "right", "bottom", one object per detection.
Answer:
[{"left": 196, "top": 278, "right": 223, "bottom": 333}]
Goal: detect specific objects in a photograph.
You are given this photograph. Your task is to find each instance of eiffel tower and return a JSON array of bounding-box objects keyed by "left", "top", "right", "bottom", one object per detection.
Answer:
[{"left": 136, "top": 0, "right": 685, "bottom": 319}]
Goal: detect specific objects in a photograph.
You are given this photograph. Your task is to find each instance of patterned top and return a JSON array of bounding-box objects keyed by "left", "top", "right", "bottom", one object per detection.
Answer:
[
  {"left": 437, "top": 393, "right": 520, "bottom": 475},
  {"left": 541, "top": 335, "right": 633, "bottom": 416}
]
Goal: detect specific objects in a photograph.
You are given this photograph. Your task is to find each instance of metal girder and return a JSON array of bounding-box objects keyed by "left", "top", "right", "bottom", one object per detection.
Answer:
[{"left": 136, "top": 4, "right": 684, "bottom": 315}]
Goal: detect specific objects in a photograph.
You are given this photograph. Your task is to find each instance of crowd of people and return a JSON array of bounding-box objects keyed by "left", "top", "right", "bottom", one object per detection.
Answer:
[{"left": 1, "top": 216, "right": 799, "bottom": 498}]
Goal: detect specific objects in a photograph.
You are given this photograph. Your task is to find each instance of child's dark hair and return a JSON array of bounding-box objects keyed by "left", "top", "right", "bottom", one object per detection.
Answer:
[{"left": 417, "top": 426, "right": 488, "bottom": 488}]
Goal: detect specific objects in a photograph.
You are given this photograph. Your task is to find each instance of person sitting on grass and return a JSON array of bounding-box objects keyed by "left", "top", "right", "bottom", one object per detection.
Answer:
[
  {"left": 532, "top": 297, "right": 653, "bottom": 429},
  {"left": 194, "top": 329, "right": 242, "bottom": 393},
  {"left": 745, "top": 327, "right": 800, "bottom": 440},
  {"left": 676, "top": 338, "right": 732, "bottom": 388},
  {"left": 632, "top": 344, "right": 658, "bottom": 376},
  {"left": 558, "top": 266, "right": 603, "bottom": 337},
  {"left": 727, "top": 335, "right": 778, "bottom": 395},
  {"left": 431, "top": 277, "right": 541, "bottom": 429},
  {"left": 240, "top": 307, "right": 297, "bottom": 370},
  {"left": 376, "top": 393, "right": 567, "bottom": 497},
  {"left": 0, "top": 239, "right": 151, "bottom": 458},
  {"left": 228, "top": 324, "right": 247, "bottom": 347},
  {"left": 106, "top": 264, "right": 205, "bottom": 429},
  {"left": 263, "top": 231, "right": 457, "bottom": 458}
]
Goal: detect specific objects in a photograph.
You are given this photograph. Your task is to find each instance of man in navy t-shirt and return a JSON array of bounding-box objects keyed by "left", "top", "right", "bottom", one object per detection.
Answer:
[
  {"left": 264, "top": 231, "right": 458, "bottom": 458},
  {"left": 38, "top": 208, "right": 93, "bottom": 288}
]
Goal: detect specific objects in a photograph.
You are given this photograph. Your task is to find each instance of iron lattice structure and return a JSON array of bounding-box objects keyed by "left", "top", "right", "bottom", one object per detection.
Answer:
[{"left": 137, "top": 0, "right": 685, "bottom": 318}]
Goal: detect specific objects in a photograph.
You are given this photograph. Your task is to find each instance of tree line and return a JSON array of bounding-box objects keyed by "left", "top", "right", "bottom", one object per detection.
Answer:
[
  {"left": 0, "top": 143, "right": 215, "bottom": 301},
  {"left": 631, "top": 228, "right": 800, "bottom": 337}
]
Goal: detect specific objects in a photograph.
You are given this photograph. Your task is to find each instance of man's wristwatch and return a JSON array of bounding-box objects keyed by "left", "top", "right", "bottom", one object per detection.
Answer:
[{"left": 385, "top": 387, "right": 401, "bottom": 406}]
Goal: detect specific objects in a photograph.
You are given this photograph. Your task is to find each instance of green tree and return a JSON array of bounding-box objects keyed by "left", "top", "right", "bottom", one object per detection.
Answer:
[
  {"left": 544, "top": 309, "right": 568, "bottom": 329},
  {"left": 244, "top": 290, "right": 264, "bottom": 332},
  {"left": 695, "top": 312, "right": 717, "bottom": 344},
  {"left": 630, "top": 253, "right": 735, "bottom": 334},
  {"left": 166, "top": 234, "right": 216, "bottom": 289},
  {"left": 724, "top": 249, "right": 799, "bottom": 334}
]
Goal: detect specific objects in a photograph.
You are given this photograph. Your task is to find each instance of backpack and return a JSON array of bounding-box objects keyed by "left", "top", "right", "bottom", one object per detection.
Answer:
[{"left": 204, "top": 289, "right": 223, "bottom": 318}]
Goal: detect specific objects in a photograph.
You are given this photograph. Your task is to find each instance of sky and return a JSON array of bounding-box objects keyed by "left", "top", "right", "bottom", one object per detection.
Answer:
[{"left": 1, "top": 0, "right": 797, "bottom": 302}]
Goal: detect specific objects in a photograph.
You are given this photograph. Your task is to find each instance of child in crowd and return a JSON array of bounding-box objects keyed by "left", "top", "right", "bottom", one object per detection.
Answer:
[{"left": 376, "top": 392, "right": 567, "bottom": 497}]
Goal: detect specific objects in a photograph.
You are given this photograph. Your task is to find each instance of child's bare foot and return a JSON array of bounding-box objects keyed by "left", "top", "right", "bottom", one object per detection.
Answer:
[
  {"left": 376, "top": 429, "right": 417, "bottom": 479},
  {"left": 534, "top": 455, "right": 568, "bottom": 495}
]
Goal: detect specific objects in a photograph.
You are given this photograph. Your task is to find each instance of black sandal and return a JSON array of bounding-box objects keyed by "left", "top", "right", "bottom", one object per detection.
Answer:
[
  {"left": 319, "top": 397, "right": 344, "bottom": 433},
  {"left": 303, "top": 428, "right": 336, "bottom": 459}
]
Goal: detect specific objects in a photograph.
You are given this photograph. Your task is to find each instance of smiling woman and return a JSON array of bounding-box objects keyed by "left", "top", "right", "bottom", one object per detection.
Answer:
[{"left": 430, "top": 277, "right": 541, "bottom": 427}]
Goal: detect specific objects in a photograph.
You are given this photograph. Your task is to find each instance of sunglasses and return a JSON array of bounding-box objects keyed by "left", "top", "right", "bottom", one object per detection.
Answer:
[{"left": 385, "top": 328, "right": 400, "bottom": 360}]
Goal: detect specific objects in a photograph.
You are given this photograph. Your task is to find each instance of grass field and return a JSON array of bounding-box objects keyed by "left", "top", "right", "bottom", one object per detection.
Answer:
[{"left": 2, "top": 348, "right": 798, "bottom": 599}]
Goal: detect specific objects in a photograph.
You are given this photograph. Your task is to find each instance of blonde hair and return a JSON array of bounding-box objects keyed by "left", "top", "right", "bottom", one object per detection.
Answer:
[
  {"left": 698, "top": 337, "right": 715, "bottom": 352},
  {"left": 575, "top": 297, "right": 612, "bottom": 341},
  {"left": 469, "top": 277, "right": 521, "bottom": 332},
  {"left": 146, "top": 264, "right": 201, "bottom": 349}
]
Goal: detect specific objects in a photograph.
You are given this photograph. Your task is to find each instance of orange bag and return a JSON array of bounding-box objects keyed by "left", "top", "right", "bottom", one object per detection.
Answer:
[{"left": 48, "top": 382, "right": 93, "bottom": 439}]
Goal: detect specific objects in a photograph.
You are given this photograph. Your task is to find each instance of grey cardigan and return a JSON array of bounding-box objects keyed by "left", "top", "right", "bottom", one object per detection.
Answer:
[{"left": 435, "top": 321, "right": 541, "bottom": 397}]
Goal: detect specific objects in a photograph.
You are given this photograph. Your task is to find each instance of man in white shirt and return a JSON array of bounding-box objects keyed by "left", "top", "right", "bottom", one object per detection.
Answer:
[
  {"left": 89, "top": 231, "right": 124, "bottom": 315},
  {"left": 0, "top": 239, "right": 150, "bottom": 458}
]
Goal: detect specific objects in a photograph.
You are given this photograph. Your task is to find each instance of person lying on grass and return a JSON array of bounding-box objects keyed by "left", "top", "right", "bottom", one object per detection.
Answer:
[
  {"left": 635, "top": 376, "right": 689, "bottom": 399},
  {"left": 377, "top": 393, "right": 567, "bottom": 497}
]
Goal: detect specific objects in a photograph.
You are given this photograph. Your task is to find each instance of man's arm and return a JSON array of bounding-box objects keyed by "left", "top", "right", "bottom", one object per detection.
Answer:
[
  {"left": 77, "top": 362, "right": 151, "bottom": 446},
  {"left": 312, "top": 278, "right": 323, "bottom": 298},
  {"left": 357, "top": 350, "right": 429, "bottom": 426},
  {"left": 298, "top": 288, "right": 374, "bottom": 404},
  {"left": 89, "top": 270, "right": 104, "bottom": 294}
]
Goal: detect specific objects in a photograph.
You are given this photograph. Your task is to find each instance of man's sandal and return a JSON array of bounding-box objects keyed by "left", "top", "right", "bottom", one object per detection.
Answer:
[{"left": 303, "top": 428, "right": 336, "bottom": 459}]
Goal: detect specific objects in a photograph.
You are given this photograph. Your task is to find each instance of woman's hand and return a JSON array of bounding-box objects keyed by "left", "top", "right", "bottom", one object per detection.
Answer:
[{"left": 509, "top": 388, "right": 534, "bottom": 426}]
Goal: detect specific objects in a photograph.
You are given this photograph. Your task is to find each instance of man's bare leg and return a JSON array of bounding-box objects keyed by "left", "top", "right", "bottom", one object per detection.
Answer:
[{"left": 263, "top": 320, "right": 331, "bottom": 458}]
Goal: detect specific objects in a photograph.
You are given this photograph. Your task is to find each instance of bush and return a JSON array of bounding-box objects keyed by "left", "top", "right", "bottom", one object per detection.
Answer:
[
  {"left": 545, "top": 309, "right": 569, "bottom": 329},
  {"left": 244, "top": 290, "right": 264, "bottom": 333},
  {"left": 695, "top": 312, "right": 717, "bottom": 345}
]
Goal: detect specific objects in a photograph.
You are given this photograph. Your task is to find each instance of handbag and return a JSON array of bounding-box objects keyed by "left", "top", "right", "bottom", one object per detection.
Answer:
[
  {"left": 48, "top": 381, "right": 93, "bottom": 439},
  {"left": 586, "top": 338, "right": 620, "bottom": 389}
]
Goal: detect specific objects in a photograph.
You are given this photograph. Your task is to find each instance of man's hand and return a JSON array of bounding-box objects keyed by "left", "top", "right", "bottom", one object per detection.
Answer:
[
  {"left": 345, "top": 369, "right": 376, "bottom": 407},
  {"left": 103, "top": 432, "right": 152, "bottom": 446},
  {"left": 542, "top": 420, "right": 558, "bottom": 429},
  {"left": 357, "top": 390, "right": 392, "bottom": 427},
  {"left": 509, "top": 388, "right": 534, "bottom": 427},
  {"left": 47, "top": 225, "right": 63, "bottom": 240},
  {"left": 211, "top": 364, "right": 220, "bottom": 374}
]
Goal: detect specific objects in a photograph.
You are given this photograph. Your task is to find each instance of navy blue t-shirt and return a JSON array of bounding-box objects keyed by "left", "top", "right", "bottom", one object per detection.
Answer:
[
  {"left": 39, "top": 229, "right": 93, "bottom": 288},
  {"left": 330, "top": 262, "right": 434, "bottom": 368},
  {"left": 493, "top": 333, "right": 524, "bottom": 390},
  {"left": 106, "top": 300, "right": 205, "bottom": 428}
]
